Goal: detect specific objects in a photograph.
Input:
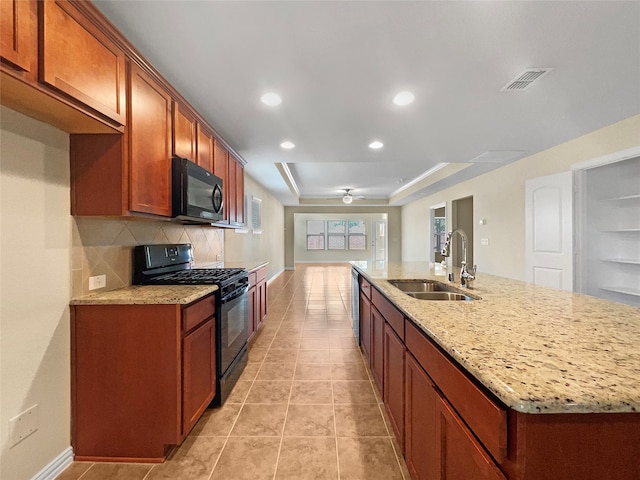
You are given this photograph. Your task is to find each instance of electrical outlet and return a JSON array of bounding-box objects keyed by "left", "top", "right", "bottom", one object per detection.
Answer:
[
  {"left": 89, "top": 274, "right": 106, "bottom": 290},
  {"left": 9, "top": 404, "right": 39, "bottom": 447},
  {"left": 481, "top": 238, "right": 490, "bottom": 246},
  {"left": 216, "top": 254, "right": 221, "bottom": 261}
]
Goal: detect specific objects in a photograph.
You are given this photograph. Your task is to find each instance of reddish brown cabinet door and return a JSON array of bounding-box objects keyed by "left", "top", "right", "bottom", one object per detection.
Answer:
[
  {"left": 436, "top": 395, "right": 507, "bottom": 480},
  {"left": 213, "top": 139, "right": 229, "bottom": 224},
  {"left": 227, "top": 156, "right": 238, "bottom": 223},
  {"left": 128, "top": 63, "right": 172, "bottom": 217},
  {"left": 370, "top": 305, "right": 385, "bottom": 392},
  {"left": 383, "top": 322, "right": 405, "bottom": 452},
  {"left": 182, "top": 318, "right": 216, "bottom": 436},
  {"left": 41, "top": 0, "right": 126, "bottom": 125},
  {"left": 196, "top": 124, "right": 214, "bottom": 172},
  {"left": 359, "top": 292, "right": 372, "bottom": 362},
  {"left": 257, "top": 278, "right": 267, "bottom": 327},
  {"left": 405, "top": 353, "right": 438, "bottom": 480},
  {"left": 173, "top": 101, "right": 196, "bottom": 161},
  {"left": 0, "top": 0, "right": 37, "bottom": 73},
  {"left": 248, "top": 284, "right": 257, "bottom": 340},
  {"left": 227, "top": 154, "right": 245, "bottom": 226}
]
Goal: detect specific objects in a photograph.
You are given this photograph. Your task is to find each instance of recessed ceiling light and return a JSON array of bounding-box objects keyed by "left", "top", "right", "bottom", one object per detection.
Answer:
[
  {"left": 369, "top": 141, "right": 384, "bottom": 150},
  {"left": 280, "top": 141, "right": 295, "bottom": 149},
  {"left": 261, "top": 92, "right": 282, "bottom": 106},
  {"left": 393, "top": 91, "right": 415, "bottom": 106}
]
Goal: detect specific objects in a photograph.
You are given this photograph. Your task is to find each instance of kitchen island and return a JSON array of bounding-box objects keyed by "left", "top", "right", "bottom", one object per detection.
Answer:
[{"left": 352, "top": 261, "right": 640, "bottom": 480}]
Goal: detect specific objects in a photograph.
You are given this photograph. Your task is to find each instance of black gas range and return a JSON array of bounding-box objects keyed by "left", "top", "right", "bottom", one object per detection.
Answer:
[{"left": 133, "top": 244, "right": 249, "bottom": 406}]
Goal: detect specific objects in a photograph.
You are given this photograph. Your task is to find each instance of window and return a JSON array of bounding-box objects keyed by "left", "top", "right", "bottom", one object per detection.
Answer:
[
  {"left": 251, "top": 196, "right": 262, "bottom": 234},
  {"left": 327, "top": 220, "right": 346, "bottom": 250},
  {"left": 306, "top": 219, "right": 367, "bottom": 250},
  {"left": 348, "top": 220, "right": 366, "bottom": 250},
  {"left": 307, "top": 220, "right": 325, "bottom": 250}
]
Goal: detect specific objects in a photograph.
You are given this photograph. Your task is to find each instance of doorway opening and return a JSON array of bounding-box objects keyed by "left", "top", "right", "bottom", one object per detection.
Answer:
[
  {"left": 451, "top": 196, "right": 474, "bottom": 268},
  {"left": 430, "top": 204, "right": 446, "bottom": 263}
]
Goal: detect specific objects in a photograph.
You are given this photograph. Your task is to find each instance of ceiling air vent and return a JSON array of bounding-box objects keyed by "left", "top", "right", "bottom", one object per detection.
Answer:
[{"left": 501, "top": 68, "right": 552, "bottom": 92}]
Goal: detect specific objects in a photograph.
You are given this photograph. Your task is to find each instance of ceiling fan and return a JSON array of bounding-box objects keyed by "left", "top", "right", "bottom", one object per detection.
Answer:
[{"left": 341, "top": 188, "right": 365, "bottom": 204}]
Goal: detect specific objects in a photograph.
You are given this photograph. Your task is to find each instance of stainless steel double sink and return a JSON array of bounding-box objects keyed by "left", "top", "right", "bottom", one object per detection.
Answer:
[{"left": 388, "top": 280, "right": 476, "bottom": 301}]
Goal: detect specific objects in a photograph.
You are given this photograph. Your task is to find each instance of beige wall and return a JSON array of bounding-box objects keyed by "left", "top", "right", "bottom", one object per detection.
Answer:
[
  {"left": 224, "top": 174, "right": 285, "bottom": 279},
  {"left": 285, "top": 206, "right": 401, "bottom": 269},
  {"left": 401, "top": 114, "right": 640, "bottom": 281},
  {"left": 1, "top": 107, "right": 72, "bottom": 479}
]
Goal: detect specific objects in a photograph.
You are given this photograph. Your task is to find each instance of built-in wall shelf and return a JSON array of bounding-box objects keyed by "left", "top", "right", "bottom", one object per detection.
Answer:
[
  {"left": 580, "top": 154, "right": 640, "bottom": 308},
  {"left": 601, "top": 258, "right": 640, "bottom": 265},
  {"left": 601, "top": 194, "right": 640, "bottom": 202},
  {"left": 599, "top": 286, "right": 640, "bottom": 298}
]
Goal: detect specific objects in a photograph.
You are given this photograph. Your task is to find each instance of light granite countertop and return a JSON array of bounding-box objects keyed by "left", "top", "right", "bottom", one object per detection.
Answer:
[
  {"left": 70, "top": 285, "right": 218, "bottom": 305},
  {"left": 352, "top": 261, "right": 640, "bottom": 415}
]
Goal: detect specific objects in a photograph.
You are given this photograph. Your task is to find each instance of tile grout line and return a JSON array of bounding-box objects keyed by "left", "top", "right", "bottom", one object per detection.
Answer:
[
  {"left": 270, "top": 274, "right": 312, "bottom": 480},
  {"left": 207, "top": 330, "right": 266, "bottom": 480}
]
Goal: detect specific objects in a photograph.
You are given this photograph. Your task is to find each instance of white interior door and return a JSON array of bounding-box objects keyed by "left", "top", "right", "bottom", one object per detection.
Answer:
[{"left": 525, "top": 171, "right": 573, "bottom": 291}]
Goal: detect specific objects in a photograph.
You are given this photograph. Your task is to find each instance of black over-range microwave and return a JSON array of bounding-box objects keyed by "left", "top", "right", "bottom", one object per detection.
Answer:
[{"left": 172, "top": 156, "right": 224, "bottom": 223}]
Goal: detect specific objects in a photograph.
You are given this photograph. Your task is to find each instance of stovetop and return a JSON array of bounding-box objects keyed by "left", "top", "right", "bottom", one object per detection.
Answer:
[
  {"left": 133, "top": 244, "right": 248, "bottom": 287},
  {"left": 144, "top": 268, "right": 247, "bottom": 285}
]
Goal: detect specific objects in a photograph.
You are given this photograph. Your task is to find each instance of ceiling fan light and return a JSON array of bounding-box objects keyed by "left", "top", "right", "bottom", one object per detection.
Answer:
[
  {"left": 261, "top": 92, "right": 282, "bottom": 106},
  {"left": 342, "top": 194, "right": 353, "bottom": 204},
  {"left": 393, "top": 91, "right": 415, "bottom": 106}
]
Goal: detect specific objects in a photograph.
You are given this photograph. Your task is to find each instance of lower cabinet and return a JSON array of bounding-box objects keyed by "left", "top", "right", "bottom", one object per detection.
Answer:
[
  {"left": 383, "top": 321, "right": 405, "bottom": 452},
  {"left": 405, "top": 353, "right": 438, "bottom": 480},
  {"left": 370, "top": 305, "right": 385, "bottom": 392},
  {"left": 248, "top": 265, "right": 268, "bottom": 340},
  {"left": 359, "top": 291, "right": 371, "bottom": 360},
  {"left": 437, "top": 395, "right": 507, "bottom": 480},
  {"left": 182, "top": 317, "right": 215, "bottom": 436},
  {"left": 71, "top": 294, "right": 216, "bottom": 461}
]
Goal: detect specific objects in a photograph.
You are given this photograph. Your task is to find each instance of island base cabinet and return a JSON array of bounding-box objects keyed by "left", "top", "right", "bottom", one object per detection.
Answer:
[
  {"left": 503, "top": 410, "right": 640, "bottom": 480},
  {"left": 359, "top": 293, "right": 371, "bottom": 360},
  {"left": 370, "top": 305, "right": 384, "bottom": 392},
  {"left": 405, "top": 354, "right": 438, "bottom": 480},
  {"left": 383, "top": 322, "right": 405, "bottom": 452},
  {"left": 437, "top": 396, "right": 506, "bottom": 480}
]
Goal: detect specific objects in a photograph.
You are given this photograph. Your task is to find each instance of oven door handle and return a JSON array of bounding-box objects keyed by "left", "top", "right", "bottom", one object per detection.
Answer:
[{"left": 221, "top": 285, "right": 249, "bottom": 303}]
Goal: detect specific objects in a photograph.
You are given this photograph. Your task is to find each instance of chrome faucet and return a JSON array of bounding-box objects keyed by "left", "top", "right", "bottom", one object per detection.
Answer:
[{"left": 441, "top": 229, "right": 477, "bottom": 287}]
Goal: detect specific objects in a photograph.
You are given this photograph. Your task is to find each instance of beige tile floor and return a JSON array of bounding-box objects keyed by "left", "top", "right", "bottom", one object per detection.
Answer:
[{"left": 57, "top": 264, "right": 409, "bottom": 480}]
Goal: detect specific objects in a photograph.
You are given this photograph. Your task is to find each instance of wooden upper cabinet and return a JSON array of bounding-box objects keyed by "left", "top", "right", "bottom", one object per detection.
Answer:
[
  {"left": 129, "top": 63, "right": 172, "bottom": 217},
  {"left": 213, "top": 139, "right": 229, "bottom": 224},
  {"left": 196, "top": 124, "right": 214, "bottom": 172},
  {"left": 0, "top": 0, "right": 37, "bottom": 74},
  {"left": 41, "top": 0, "right": 126, "bottom": 125},
  {"left": 227, "top": 156, "right": 238, "bottom": 224},
  {"left": 230, "top": 155, "right": 245, "bottom": 226},
  {"left": 173, "top": 101, "right": 196, "bottom": 161}
]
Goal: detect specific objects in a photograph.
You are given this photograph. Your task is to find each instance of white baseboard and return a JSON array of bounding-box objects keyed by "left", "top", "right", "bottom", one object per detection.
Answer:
[
  {"left": 266, "top": 267, "right": 285, "bottom": 284},
  {"left": 32, "top": 447, "right": 73, "bottom": 480}
]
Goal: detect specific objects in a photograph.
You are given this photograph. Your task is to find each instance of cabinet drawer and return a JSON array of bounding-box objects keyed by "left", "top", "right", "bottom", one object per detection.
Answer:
[
  {"left": 405, "top": 320, "right": 507, "bottom": 463},
  {"left": 182, "top": 295, "right": 215, "bottom": 333},
  {"left": 248, "top": 271, "right": 257, "bottom": 287},
  {"left": 372, "top": 288, "right": 404, "bottom": 340},
  {"left": 360, "top": 277, "right": 371, "bottom": 299},
  {"left": 256, "top": 266, "right": 267, "bottom": 283}
]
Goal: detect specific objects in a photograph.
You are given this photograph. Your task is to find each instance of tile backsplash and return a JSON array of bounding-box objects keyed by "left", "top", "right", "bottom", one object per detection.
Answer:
[{"left": 72, "top": 218, "right": 224, "bottom": 297}]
